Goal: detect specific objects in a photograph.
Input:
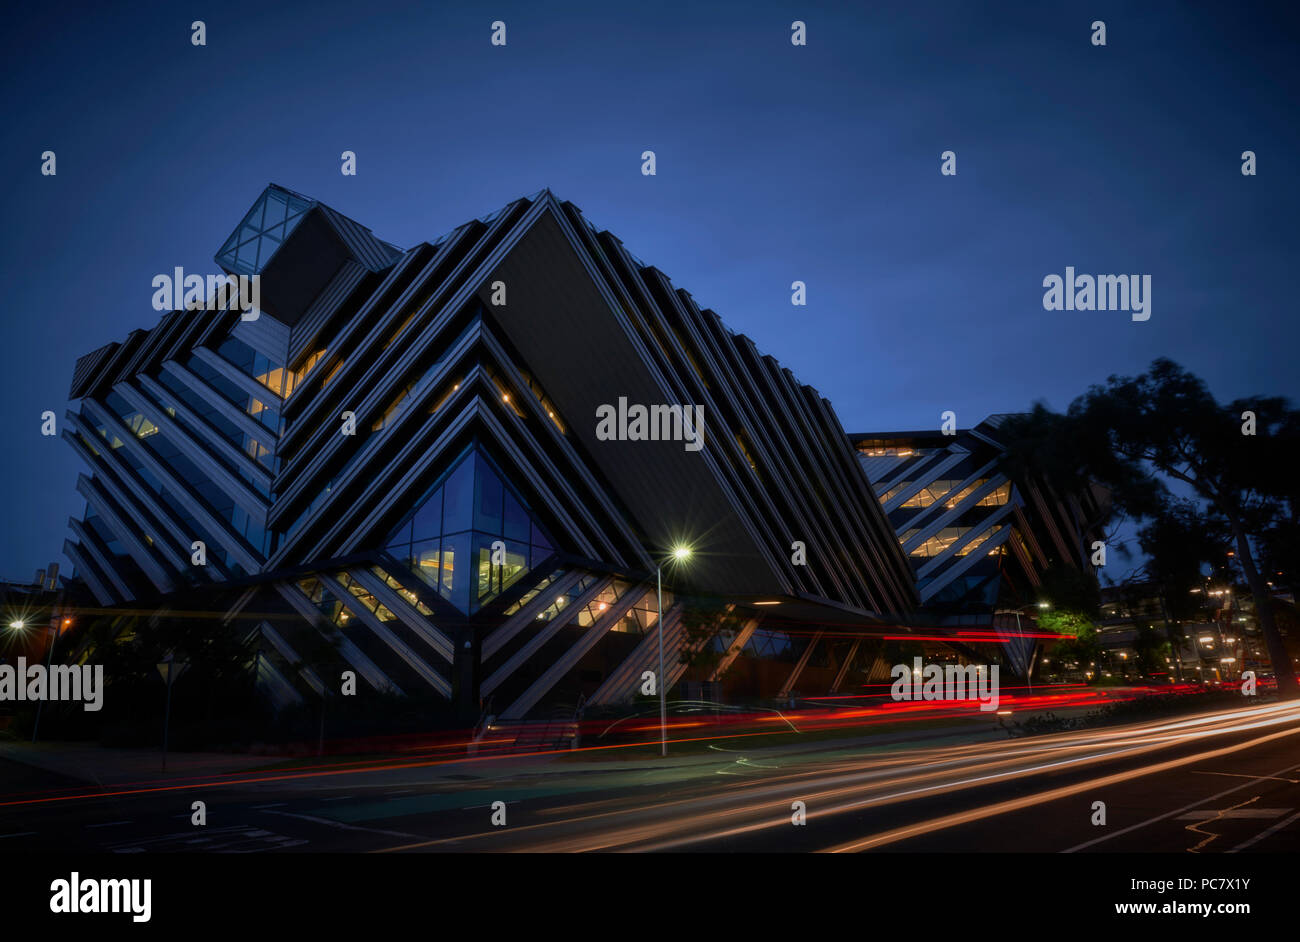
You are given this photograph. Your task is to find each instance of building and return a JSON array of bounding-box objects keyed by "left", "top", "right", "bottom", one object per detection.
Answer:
[
  {"left": 1093, "top": 580, "right": 1296, "bottom": 686},
  {"left": 852, "top": 417, "right": 1110, "bottom": 678},
  {"left": 60, "top": 185, "right": 919, "bottom": 723}
]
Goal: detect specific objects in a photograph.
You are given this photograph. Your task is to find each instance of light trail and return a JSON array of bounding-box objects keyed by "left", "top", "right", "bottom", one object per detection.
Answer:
[{"left": 374, "top": 699, "right": 1300, "bottom": 852}]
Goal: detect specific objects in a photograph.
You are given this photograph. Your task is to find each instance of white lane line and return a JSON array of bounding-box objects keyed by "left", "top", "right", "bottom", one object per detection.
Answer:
[
  {"left": 321, "top": 796, "right": 353, "bottom": 802},
  {"left": 1064, "top": 762, "right": 1300, "bottom": 852},
  {"left": 251, "top": 803, "right": 286, "bottom": 809},
  {"left": 1229, "top": 808, "right": 1300, "bottom": 852},
  {"left": 86, "top": 820, "right": 133, "bottom": 828},
  {"left": 0, "top": 831, "right": 36, "bottom": 839}
]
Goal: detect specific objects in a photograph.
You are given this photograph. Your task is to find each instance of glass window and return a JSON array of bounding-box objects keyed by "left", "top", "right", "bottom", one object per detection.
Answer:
[
  {"left": 440, "top": 531, "right": 470, "bottom": 612},
  {"left": 411, "top": 486, "right": 442, "bottom": 543},
  {"left": 474, "top": 454, "right": 504, "bottom": 533},
  {"left": 441, "top": 458, "right": 474, "bottom": 534},
  {"left": 379, "top": 444, "right": 558, "bottom": 614},
  {"left": 411, "top": 538, "right": 441, "bottom": 588},
  {"left": 216, "top": 186, "right": 314, "bottom": 277},
  {"left": 503, "top": 490, "right": 530, "bottom": 542}
]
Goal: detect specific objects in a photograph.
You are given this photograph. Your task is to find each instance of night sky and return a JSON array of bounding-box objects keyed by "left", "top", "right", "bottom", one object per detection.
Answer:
[{"left": 1, "top": 0, "right": 1296, "bottom": 582}]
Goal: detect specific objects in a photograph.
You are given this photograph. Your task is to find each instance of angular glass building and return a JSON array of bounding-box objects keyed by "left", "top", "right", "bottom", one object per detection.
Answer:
[
  {"left": 853, "top": 417, "right": 1110, "bottom": 677},
  {"left": 61, "top": 185, "right": 921, "bottom": 721}
]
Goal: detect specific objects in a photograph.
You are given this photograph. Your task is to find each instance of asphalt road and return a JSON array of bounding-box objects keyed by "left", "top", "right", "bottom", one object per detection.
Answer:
[{"left": 3, "top": 699, "right": 1299, "bottom": 853}]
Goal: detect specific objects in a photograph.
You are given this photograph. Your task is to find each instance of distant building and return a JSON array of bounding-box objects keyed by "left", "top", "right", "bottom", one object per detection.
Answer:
[
  {"left": 1095, "top": 580, "right": 1294, "bottom": 686},
  {"left": 851, "top": 417, "right": 1110, "bottom": 678}
]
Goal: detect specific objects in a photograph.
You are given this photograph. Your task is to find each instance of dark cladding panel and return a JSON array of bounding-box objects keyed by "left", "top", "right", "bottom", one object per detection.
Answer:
[
  {"left": 70, "top": 342, "right": 119, "bottom": 399},
  {"left": 484, "top": 209, "right": 780, "bottom": 597},
  {"left": 256, "top": 208, "right": 351, "bottom": 327}
]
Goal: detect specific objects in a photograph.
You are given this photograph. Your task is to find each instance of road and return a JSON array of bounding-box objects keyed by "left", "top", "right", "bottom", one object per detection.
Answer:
[{"left": 3, "top": 698, "right": 1300, "bottom": 853}]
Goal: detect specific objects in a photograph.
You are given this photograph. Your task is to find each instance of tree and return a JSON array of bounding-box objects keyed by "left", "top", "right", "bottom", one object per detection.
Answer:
[
  {"left": 1036, "top": 563, "right": 1102, "bottom": 628},
  {"left": 1008, "top": 359, "right": 1300, "bottom": 698}
]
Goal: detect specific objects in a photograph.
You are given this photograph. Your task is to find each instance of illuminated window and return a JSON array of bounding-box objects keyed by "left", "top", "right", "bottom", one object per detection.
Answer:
[
  {"left": 287, "top": 349, "right": 326, "bottom": 396},
  {"left": 321, "top": 360, "right": 344, "bottom": 388},
  {"left": 977, "top": 482, "right": 1011, "bottom": 507},
  {"left": 909, "top": 527, "right": 970, "bottom": 557},
  {"left": 857, "top": 439, "right": 929, "bottom": 458},
  {"left": 901, "top": 480, "right": 960, "bottom": 509}
]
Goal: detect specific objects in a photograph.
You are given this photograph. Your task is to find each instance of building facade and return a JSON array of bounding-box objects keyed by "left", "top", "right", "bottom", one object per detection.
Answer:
[
  {"left": 60, "top": 185, "right": 918, "bottom": 721},
  {"left": 852, "top": 417, "right": 1110, "bottom": 677}
]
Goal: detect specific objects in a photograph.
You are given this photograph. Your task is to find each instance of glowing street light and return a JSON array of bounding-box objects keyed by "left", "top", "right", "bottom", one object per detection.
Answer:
[
  {"left": 8, "top": 620, "right": 25, "bottom": 631},
  {"left": 658, "top": 545, "right": 693, "bottom": 757}
]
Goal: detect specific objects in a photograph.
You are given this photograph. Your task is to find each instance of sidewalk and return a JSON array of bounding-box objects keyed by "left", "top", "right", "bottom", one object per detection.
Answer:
[{"left": 0, "top": 740, "right": 286, "bottom": 787}]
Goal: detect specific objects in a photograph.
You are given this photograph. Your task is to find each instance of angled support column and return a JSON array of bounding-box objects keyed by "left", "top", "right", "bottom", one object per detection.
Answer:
[
  {"left": 500, "top": 587, "right": 651, "bottom": 720},
  {"left": 708, "top": 617, "right": 761, "bottom": 682},
  {"left": 830, "top": 637, "right": 863, "bottom": 694},
  {"left": 482, "top": 577, "right": 612, "bottom": 698},
  {"left": 778, "top": 629, "right": 824, "bottom": 699},
  {"left": 585, "top": 605, "right": 683, "bottom": 707}
]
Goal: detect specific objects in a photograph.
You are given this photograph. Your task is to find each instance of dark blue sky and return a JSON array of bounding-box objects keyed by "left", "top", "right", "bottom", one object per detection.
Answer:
[{"left": 1, "top": 0, "right": 1297, "bottom": 581}]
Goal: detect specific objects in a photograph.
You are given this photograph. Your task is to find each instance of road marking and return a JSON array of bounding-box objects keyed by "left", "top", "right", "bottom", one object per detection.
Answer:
[
  {"left": 1175, "top": 808, "right": 1290, "bottom": 821},
  {"left": 1185, "top": 795, "right": 1261, "bottom": 852},
  {"left": 86, "top": 820, "right": 133, "bottom": 828},
  {"left": 321, "top": 796, "right": 353, "bottom": 801},
  {"left": 260, "top": 809, "right": 419, "bottom": 839},
  {"left": 0, "top": 832, "right": 36, "bottom": 839},
  {"left": 109, "top": 825, "right": 308, "bottom": 853},
  {"left": 1192, "top": 770, "right": 1300, "bottom": 784},
  {"left": 252, "top": 802, "right": 286, "bottom": 809},
  {"left": 1065, "top": 761, "right": 1300, "bottom": 852},
  {"left": 459, "top": 800, "right": 518, "bottom": 810},
  {"left": 1229, "top": 808, "right": 1300, "bottom": 852}
]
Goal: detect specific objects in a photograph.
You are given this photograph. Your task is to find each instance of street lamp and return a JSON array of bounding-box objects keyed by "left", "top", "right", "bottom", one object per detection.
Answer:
[
  {"left": 658, "top": 545, "right": 692, "bottom": 757},
  {"left": 7, "top": 620, "right": 24, "bottom": 631}
]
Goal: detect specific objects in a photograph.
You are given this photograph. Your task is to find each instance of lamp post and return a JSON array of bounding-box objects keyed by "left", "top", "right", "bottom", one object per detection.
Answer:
[
  {"left": 658, "top": 546, "right": 692, "bottom": 757},
  {"left": 31, "top": 611, "right": 59, "bottom": 744}
]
